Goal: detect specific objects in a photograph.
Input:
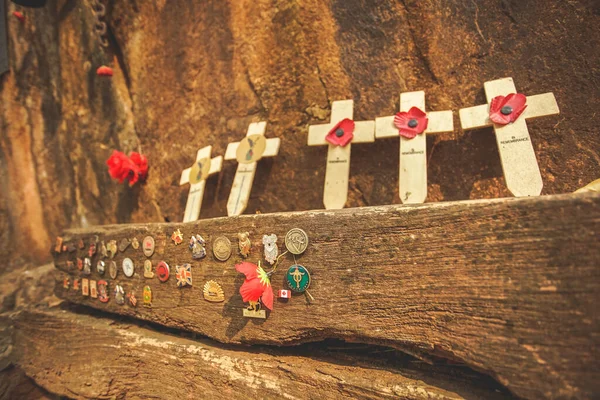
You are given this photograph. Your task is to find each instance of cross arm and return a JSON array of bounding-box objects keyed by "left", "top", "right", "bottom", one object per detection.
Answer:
[
  {"left": 353, "top": 121, "right": 375, "bottom": 143},
  {"left": 307, "top": 124, "right": 330, "bottom": 146},
  {"left": 263, "top": 138, "right": 281, "bottom": 157},
  {"left": 209, "top": 156, "right": 223, "bottom": 174},
  {"left": 225, "top": 142, "right": 240, "bottom": 160},
  {"left": 426, "top": 110, "right": 454, "bottom": 134},
  {"left": 179, "top": 167, "right": 192, "bottom": 186}
]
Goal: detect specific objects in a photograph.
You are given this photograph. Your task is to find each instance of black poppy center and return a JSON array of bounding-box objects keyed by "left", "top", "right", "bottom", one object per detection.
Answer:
[
  {"left": 408, "top": 119, "right": 418, "bottom": 128},
  {"left": 501, "top": 105, "right": 513, "bottom": 115},
  {"left": 335, "top": 128, "right": 345, "bottom": 137}
]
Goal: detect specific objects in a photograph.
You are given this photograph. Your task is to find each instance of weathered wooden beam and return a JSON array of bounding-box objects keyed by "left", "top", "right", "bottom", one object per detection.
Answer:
[
  {"left": 53, "top": 193, "right": 600, "bottom": 399},
  {"left": 7, "top": 309, "right": 509, "bottom": 399}
]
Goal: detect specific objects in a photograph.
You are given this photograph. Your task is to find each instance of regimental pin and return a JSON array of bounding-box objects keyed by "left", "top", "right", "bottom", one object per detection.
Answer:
[
  {"left": 131, "top": 237, "right": 140, "bottom": 250},
  {"left": 77, "top": 258, "right": 83, "bottom": 271},
  {"left": 83, "top": 258, "right": 92, "bottom": 275},
  {"left": 128, "top": 291, "right": 137, "bottom": 307},
  {"left": 278, "top": 289, "right": 291, "bottom": 299},
  {"left": 90, "top": 280, "right": 98, "bottom": 298},
  {"left": 143, "top": 260, "right": 154, "bottom": 279},
  {"left": 100, "top": 241, "right": 108, "bottom": 258},
  {"left": 72, "top": 278, "right": 80, "bottom": 291},
  {"left": 88, "top": 242, "right": 97, "bottom": 258},
  {"left": 143, "top": 286, "right": 152, "bottom": 306},
  {"left": 97, "top": 280, "right": 109, "bottom": 303},
  {"left": 263, "top": 234, "right": 278, "bottom": 265},
  {"left": 171, "top": 229, "right": 184, "bottom": 245},
  {"left": 285, "top": 265, "right": 311, "bottom": 293},
  {"left": 106, "top": 240, "right": 117, "bottom": 258},
  {"left": 114, "top": 285, "right": 125, "bottom": 305},
  {"left": 122, "top": 258, "right": 135, "bottom": 278},
  {"left": 176, "top": 264, "right": 192, "bottom": 288},
  {"left": 55, "top": 237, "right": 63, "bottom": 253},
  {"left": 156, "top": 261, "right": 170, "bottom": 282},
  {"left": 284, "top": 228, "right": 309, "bottom": 255},
  {"left": 142, "top": 236, "right": 155, "bottom": 257},
  {"left": 189, "top": 234, "right": 207, "bottom": 260},
  {"left": 237, "top": 232, "right": 251, "bottom": 258},
  {"left": 63, "top": 277, "right": 70, "bottom": 289},
  {"left": 82, "top": 278, "right": 89, "bottom": 296},
  {"left": 213, "top": 236, "right": 232, "bottom": 262},
  {"left": 118, "top": 238, "right": 131, "bottom": 252},
  {"left": 109, "top": 261, "right": 118, "bottom": 279},
  {"left": 96, "top": 260, "right": 105, "bottom": 275},
  {"left": 203, "top": 281, "right": 225, "bottom": 303}
]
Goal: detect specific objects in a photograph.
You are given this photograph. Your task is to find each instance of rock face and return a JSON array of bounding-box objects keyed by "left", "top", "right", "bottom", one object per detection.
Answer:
[{"left": 0, "top": 0, "right": 599, "bottom": 267}]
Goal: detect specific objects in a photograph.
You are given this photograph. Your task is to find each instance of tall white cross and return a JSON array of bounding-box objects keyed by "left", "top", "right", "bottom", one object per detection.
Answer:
[
  {"left": 308, "top": 100, "right": 375, "bottom": 209},
  {"left": 375, "top": 91, "right": 453, "bottom": 204},
  {"left": 224, "top": 122, "right": 281, "bottom": 216},
  {"left": 179, "top": 146, "right": 223, "bottom": 222},
  {"left": 459, "top": 77, "right": 559, "bottom": 197}
]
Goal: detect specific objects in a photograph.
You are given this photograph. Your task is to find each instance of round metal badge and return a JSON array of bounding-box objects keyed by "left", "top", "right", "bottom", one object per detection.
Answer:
[
  {"left": 109, "top": 261, "right": 118, "bottom": 279},
  {"left": 284, "top": 228, "right": 309, "bottom": 255},
  {"left": 189, "top": 157, "right": 211, "bottom": 184},
  {"left": 156, "top": 261, "right": 170, "bottom": 282},
  {"left": 142, "top": 236, "right": 155, "bottom": 257},
  {"left": 131, "top": 237, "right": 140, "bottom": 250},
  {"left": 96, "top": 260, "right": 106, "bottom": 275},
  {"left": 285, "top": 265, "right": 311, "bottom": 293},
  {"left": 213, "top": 236, "right": 232, "bottom": 262},
  {"left": 122, "top": 258, "right": 135, "bottom": 278},
  {"left": 235, "top": 134, "right": 267, "bottom": 164}
]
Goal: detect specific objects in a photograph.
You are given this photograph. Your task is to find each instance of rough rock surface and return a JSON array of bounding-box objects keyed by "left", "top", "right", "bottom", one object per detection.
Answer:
[{"left": 1, "top": 0, "right": 599, "bottom": 267}]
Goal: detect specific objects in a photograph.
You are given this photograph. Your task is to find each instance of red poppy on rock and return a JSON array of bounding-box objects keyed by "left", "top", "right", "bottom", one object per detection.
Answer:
[
  {"left": 129, "top": 152, "right": 148, "bottom": 183},
  {"left": 106, "top": 150, "right": 148, "bottom": 186},
  {"left": 326, "top": 118, "right": 355, "bottom": 147},
  {"left": 394, "top": 107, "right": 429, "bottom": 139},
  {"left": 236, "top": 261, "right": 274, "bottom": 311},
  {"left": 96, "top": 65, "right": 113, "bottom": 77},
  {"left": 489, "top": 93, "right": 527, "bottom": 125},
  {"left": 13, "top": 11, "right": 25, "bottom": 22}
]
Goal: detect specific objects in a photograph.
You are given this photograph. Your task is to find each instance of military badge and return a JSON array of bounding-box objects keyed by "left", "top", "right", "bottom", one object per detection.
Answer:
[
  {"left": 142, "top": 236, "right": 155, "bottom": 257},
  {"left": 189, "top": 234, "right": 206, "bottom": 259},
  {"left": 171, "top": 229, "right": 184, "bottom": 245},
  {"left": 156, "top": 261, "right": 170, "bottom": 282},
  {"left": 114, "top": 285, "right": 125, "bottom": 305},
  {"left": 143, "top": 260, "right": 154, "bottom": 278},
  {"left": 131, "top": 237, "right": 140, "bottom": 249},
  {"left": 97, "top": 280, "right": 109, "bottom": 303},
  {"left": 203, "top": 281, "right": 225, "bottom": 303},
  {"left": 83, "top": 258, "right": 92, "bottom": 275},
  {"left": 143, "top": 286, "right": 152, "bottom": 306},
  {"left": 285, "top": 265, "right": 311, "bottom": 293},
  {"left": 176, "top": 264, "right": 192, "bottom": 288}
]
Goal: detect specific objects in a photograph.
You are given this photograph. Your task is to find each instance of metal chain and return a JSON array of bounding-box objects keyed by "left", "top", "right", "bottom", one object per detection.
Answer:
[{"left": 92, "top": 0, "right": 109, "bottom": 48}]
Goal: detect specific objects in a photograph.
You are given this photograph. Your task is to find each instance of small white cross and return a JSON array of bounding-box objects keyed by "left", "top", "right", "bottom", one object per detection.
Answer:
[
  {"left": 459, "top": 77, "right": 559, "bottom": 197},
  {"left": 224, "top": 122, "right": 281, "bottom": 216},
  {"left": 375, "top": 91, "right": 453, "bottom": 204},
  {"left": 179, "top": 146, "right": 223, "bottom": 222},
  {"left": 308, "top": 100, "right": 375, "bottom": 209}
]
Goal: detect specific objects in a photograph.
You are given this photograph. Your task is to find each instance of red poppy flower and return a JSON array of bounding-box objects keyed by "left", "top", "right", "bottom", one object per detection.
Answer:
[
  {"left": 489, "top": 93, "right": 527, "bottom": 125},
  {"left": 393, "top": 107, "right": 429, "bottom": 139},
  {"left": 236, "top": 261, "right": 274, "bottom": 311},
  {"left": 13, "top": 11, "right": 25, "bottom": 22},
  {"left": 129, "top": 152, "right": 148, "bottom": 183},
  {"left": 326, "top": 118, "right": 355, "bottom": 147},
  {"left": 96, "top": 66, "right": 113, "bottom": 77}
]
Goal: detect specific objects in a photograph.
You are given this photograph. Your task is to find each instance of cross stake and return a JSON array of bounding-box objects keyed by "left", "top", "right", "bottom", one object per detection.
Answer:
[
  {"left": 224, "top": 122, "right": 281, "bottom": 216},
  {"left": 308, "top": 100, "right": 375, "bottom": 209},
  {"left": 459, "top": 77, "right": 559, "bottom": 197},
  {"left": 179, "top": 146, "right": 223, "bottom": 222},
  {"left": 375, "top": 91, "right": 453, "bottom": 204}
]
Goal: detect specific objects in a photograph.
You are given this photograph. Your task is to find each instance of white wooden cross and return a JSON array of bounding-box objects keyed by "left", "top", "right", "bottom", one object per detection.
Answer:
[
  {"left": 224, "top": 122, "right": 281, "bottom": 216},
  {"left": 179, "top": 146, "right": 223, "bottom": 222},
  {"left": 308, "top": 100, "right": 375, "bottom": 209},
  {"left": 459, "top": 77, "right": 559, "bottom": 197},
  {"left": 375, "top": 91, "right": 453, "bottom": 204}
]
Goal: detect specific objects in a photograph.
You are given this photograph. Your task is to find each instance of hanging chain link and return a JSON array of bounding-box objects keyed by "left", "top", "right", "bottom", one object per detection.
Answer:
[{"left": 92, "top": 0, "right": 109, "bottom": 48}]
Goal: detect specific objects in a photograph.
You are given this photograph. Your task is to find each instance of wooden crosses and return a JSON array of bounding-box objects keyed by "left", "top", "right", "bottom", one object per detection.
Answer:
[
  {"left": 179, "top": 146, "right": 223, "bottom": 222},
  {"left": 224, "top": 122, "right": 281, "bottom": 216},
  {"left": 375, "top": 91, "right": 453, "bottom": 204},
  {"left": 459, "top": 77, "right": 559, "bottom": 197},
  {"left": 308, "top": 100, "right": 375, "bottom": 209}
]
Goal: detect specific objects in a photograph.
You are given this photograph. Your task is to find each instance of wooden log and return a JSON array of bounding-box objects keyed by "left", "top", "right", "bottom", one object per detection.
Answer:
[
  {"left": 53, "top": 193, "right": 600, "bottom": 399},
  {"left": 7, "top": 309, "right": 510, "bottom": 400}
]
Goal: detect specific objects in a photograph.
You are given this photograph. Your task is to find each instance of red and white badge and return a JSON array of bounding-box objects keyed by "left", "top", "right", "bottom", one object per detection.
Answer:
[
  {"left": 278, "top": 289, "right": 291, "bottom": 299},
  {"left": 156, "top": 261, "right": 170, "bottom": 282}
]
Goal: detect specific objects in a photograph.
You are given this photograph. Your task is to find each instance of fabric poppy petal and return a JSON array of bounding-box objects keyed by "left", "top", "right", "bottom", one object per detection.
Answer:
[
  {"left": 130, "top": 152, "right": 149, "bottom": 182},
  {"left": 96, "top": 66, "right": 113, "bottom": 77},
  {"left": 107, "top": 151, "right": 134, "bottom": 183},
  {"left": 504, "top": 93, "right": 528, "bottom": 122},
  {"left": 236, "top": 262, "right": 259, "bottom": 280},
  {"left": 239, "top": 279, "right": 264, "bottom": 303},
  {"left": 261, "top": 284, "right": 274, "bottom": 311},
  {"left": 489, "top": 93, "right": 528, "bottom": 125},
  {"left": 325, "top": 118, "right": 355, "bottom": 147},
  {"left": 394, "top": 107, "right": 428, "bottom": 139},
  {"left": 13, "top": 11, "right": 25, "bottom": 22}
]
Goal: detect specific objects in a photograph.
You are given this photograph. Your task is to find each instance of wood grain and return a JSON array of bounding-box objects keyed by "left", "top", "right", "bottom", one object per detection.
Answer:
[
  {"left": 7, "top": 309, "right": 511, "bottom": 400},
  {"left": 53, "top": 193, "right": 600, "bottom": 399}
]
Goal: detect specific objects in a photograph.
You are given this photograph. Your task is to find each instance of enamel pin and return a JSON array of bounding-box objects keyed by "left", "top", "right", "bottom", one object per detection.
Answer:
[
  {"left": 142, "top": 236, "right": 155, "bottom": 257},
  {"left": 82, "top": 278, "right": 89, "bottom": 296},
  {"left": 118, "top": 238, "right": 131, "bottom": 252},
  {"left": 96, "top": 260, "right": 105, "bottom": 275},
  {"left": 72, "top": 278, "right": 80, "bottom": 291},
  {"left": 143, "top": 260, "right": 154, "bottom": 278},
  {"left": 83, "top": 258, "right": 92, "bottom": 275},
  {"left": 278, "top": 289, "right": 291, "bottom": 299},
  {"left": 77, "top": 258, "right": 83, "bottom": 271},
  {"left": 189, "top": 234, "right": 207, "bottom": 259},
  {"left": 176, "top": 264, "right": 192, "bottom": 288},
  {"left": 90, "top": 280, "right": 98, "bottom": 298},
  {"left": 106, "top": 240, "right": 117, "bottom": 258},
  {"left": 156, "top": 261, "right": 170, "bottom": 282},
  {"left": 109, "top": 261, "right": 118, "bottom": 279},
  {"left": 237, "top": 232, "right": 251, "bottom": 258},
  {"left": 284, "top": 228, "right": 308, "bottom": 255},
  {"left": 100, "top": 241, "right": 108, "bottom": 258},
  {"left": 286, "top": 265, "right": 311, "bottom": 293},
  {"left": 63, "top": 277, "right": 70, "bottom": 290},
  {"left": 97, "top": 280, "right": 109, "bottom": 303},
  {"left": 131, "top": 237, "right": 140, "bottom": 250},
  {"left": 122, "top": 258, "right": 135, "bottom": 278},
  {"left": 203, "top": 281, "right": 225, "bottom": 303},
  {"left": 114, "top": 285, "right": 125, "bottom": 305},
  {"left": 263, "top": 234, "right": 278, "bottom": 265},
  {"left": 128, "top": 291, "right": 137, "bottom": 307},
  {"left": 143, "top": 286, "right": 152, "bottom": 306},
  {"left": 171, "top": 229, "right": 184, "bottom": 245},
  {"left": 88, "top": 242, "right": 96, "bottom": 258},
  {"left": 213, "top": 236, "right": 232, "bottom": 262}
]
